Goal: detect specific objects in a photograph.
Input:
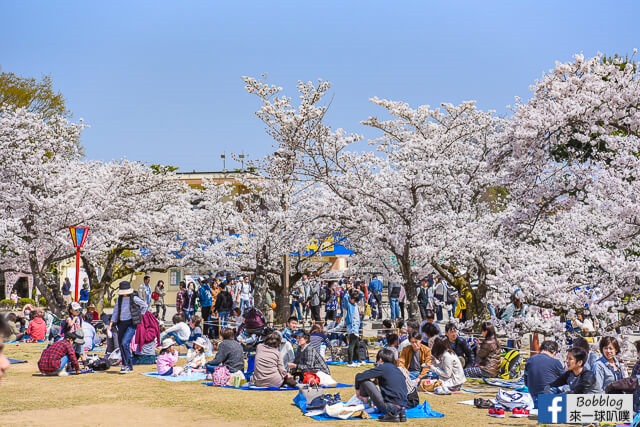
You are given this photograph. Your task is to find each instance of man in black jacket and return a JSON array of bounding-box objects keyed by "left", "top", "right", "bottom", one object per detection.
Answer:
[
  {"left": 355, "top": 348, "right": 408, "bottom": 422},
  {"left": 213, "top": 283, "right": 234, "bottom": 330},
  {"left": 445, "top": 322, "right": 475, "bottom": 368}
]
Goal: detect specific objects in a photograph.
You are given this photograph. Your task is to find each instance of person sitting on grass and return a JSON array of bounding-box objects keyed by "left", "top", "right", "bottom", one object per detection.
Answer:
[
  {"left": 421, "top": 322, "right": 440, "bottom": 348},
  {"left": 161, "top": 313, "right": 190, "bottom": 345},
  {"left": 398, "top": 331, "right": 432, "bottom": 380},
  {"left": 5, "top": 313, "right": 22, "bottom": 342},
  {"left": 288, "top": 331, "right": 331, "bottom": 380},
  {"left": 355, "top": 348, "right": 408, "bottom": 423},
  {"left": 463, "top": 321, "right": 501, "bottom": 378},
  {"left": 444, "top": 322, "right": 475, "bottom": 368},
  {"left": 429, "top": 336, "right": 466, "bottom": 391},
  {"left": 523, "top": 340, "right": 564, "bottom": 408},
  {"left": 157, "top": 338, "right": 182, "bottom": 376},
  {"left": 253, "top": 331, "right": 297, "bottom": 388},
  {"left": 25, "top": 309, "right": 47, "bottom": 342},
  {"left": 186, "top": 337, "right": 208, "bottom": 370},
  {"left": 206, "top": 328, "right": 244, "bottom": 373},
  {"left": 37, "top": 331, "right": 82, "bottom": 376},
  {"left": 189, "top": 315, "right": 203, "bottom": 341},
  {"left": 281, "top": 316, "right": 299, "bottom": 345},
  {"left": 0, "top": 315, "right": 12, "bottom": 380},
  {"left": 545, "top": 346, "right": 599, "bottom": 394},
  {"left": 309, "top": 323, "right": 331, "bottom": 359},
  {"left": 386, "top": 333, "right": 400, "bottom": 361}
]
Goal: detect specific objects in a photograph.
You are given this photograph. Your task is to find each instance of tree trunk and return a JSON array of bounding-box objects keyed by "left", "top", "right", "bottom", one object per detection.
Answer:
[
  {"left": 29, "top": 254, "right": 65, "bottom": 317},
  {"left": 398, "top": 247, "right": 418, "bottom": 319}
]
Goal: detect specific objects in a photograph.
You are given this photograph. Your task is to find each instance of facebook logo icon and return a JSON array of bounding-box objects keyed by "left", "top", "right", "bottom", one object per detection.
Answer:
[{"left": 538, "top": 394, "right": 567, "bottom": 423}]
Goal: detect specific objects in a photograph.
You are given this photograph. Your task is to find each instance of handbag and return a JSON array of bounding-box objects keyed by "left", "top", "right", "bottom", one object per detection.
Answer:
[
  {"left": 303, "top": 371, "right": 321, "bottom": 386},
  {"left": 306, "top": 393, "right": 342, "bottom": 410},
  {"left": 151, "top": 291, "right": 160, "bottom": 301},
  {"left": 605, "top": 376, "right": 639, "bottom": 394},
  {"left": 298, "top": 383, "right": 324, "bottom": 402}
]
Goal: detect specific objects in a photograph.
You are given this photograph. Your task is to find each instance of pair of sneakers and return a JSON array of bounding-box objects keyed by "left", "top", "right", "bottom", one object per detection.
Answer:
[
  {"left": 487, "top": 404, "right": 530, "bottom": 419},
  {"left": 433, "top": 386, "right": 451, "bottom": 395},
  {"left": 347, "top": 362, "right": 362, "bottom": 368},
  {"left": 119, "top": 366, "right": 133, "bottom": 374}
]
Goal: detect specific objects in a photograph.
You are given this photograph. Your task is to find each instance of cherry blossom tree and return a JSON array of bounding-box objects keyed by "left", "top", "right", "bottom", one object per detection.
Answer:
[{"left": 492, "top": 52, "right": 640, "bottom": 333}]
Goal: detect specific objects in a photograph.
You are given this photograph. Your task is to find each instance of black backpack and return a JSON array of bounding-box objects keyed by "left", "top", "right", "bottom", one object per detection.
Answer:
[
  {"left": 358, "top": 341, "right": 369, "bottom": 362},
  {"left": 89, "top": 357, "right": 111, "bottom": 371}
]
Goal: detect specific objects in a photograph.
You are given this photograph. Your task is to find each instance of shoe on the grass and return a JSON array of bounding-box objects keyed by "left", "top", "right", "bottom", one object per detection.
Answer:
[
  {"left": 378, "top": 413, "right": 401, "bottom": 423},
  {"left": 473, "top": 398, "right": 493, "bottom": 409},
  {"left": 511, "top": 407, "right": 530, "bottom": 418},
  {"left": 488, "top": 405, "right": 505, "bottom": 418},
  {"left": 119, "top": 366, "right": 132, "bottom": 374},
  {"left": 58, "top": 370, "right": 69, "bottom": 377},
  {"left": 434, "top": 386, "right": 451, "bottom": 395}
]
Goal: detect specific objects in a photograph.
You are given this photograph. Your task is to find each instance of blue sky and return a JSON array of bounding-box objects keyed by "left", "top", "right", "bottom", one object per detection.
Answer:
[{"left": 2, "top": 1, "right": 638, "bottom": 172}]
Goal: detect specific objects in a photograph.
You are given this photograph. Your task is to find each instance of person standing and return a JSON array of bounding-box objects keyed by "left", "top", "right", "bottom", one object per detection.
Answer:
[
  {"left": 175, "top": 281, "right": 186, "bottom": 316},
  {"left": 182, "top": 282, "right": 198, "bottom": 322},
  {"left": 238, "top": 276, "right": 253, "bottom": 316},
  {"left": 289, "top": 280, "right": 304, "bottom": 321},
  {"left": 61, "top": 278, "right": 72, "bottom": 305},
  {"left": 198, "top": 279, "right": 213, "bottom": 337},
  {"left": 433, "top": 277, "right": 447, "bottom": 322},
  {"left": 139, "top": 276, "right": 152, "bottom": 307},
  {"left": 368, "top": 275, "right": 384, "bottom": 320},
  {"left": 388, "top": 282, "right": 401, "bottom": 321},
  {"left": 153, "top": 280, "right": 167, "bottom": 321},
  {"left": 417, "top": 279, "right": 433, "bottom": 321},
  {"left": 213, "top": 282, "right": 234, "bottom": 330},
  {"left": 106, "top": 281, "right": 148, "bottom": 374},
  {"left": 345, "top": 289, "right": 362, "bottom": 367},
  {"left": 309, "top": 277, "right": 322, "bottom": 323}
]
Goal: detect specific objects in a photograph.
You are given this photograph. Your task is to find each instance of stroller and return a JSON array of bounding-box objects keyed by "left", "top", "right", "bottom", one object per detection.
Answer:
[{"left": 237, "top": 307, "right": 273, "bottom": 353}]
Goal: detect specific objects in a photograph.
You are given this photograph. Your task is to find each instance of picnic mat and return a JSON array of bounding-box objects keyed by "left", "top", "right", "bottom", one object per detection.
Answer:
[
  {"left": 309, "top": 400, "right": 444, "bottom": 421},
  {"left": 203, "top": 382, "right": 353, "bottom": 391},
  {"left": 482, "top": 377, "right": 525, "bottom": 389},
  {"left": 142, "top": 371, "right": 207, "bottom": 382},
  {"left": 326, "top": 360, "right": 374, "bottom": 366},
  {"left": 8, "top": 358, "right": 27, "bottom": 364}
]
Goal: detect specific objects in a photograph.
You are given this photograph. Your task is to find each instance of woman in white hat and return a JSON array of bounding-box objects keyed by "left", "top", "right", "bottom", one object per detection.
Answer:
[
  {"left": 106, "top": 281, "right": 148, "bottom": 374},
  {"left": 157, "top": 338, "right": 182, "bottom": 376}
]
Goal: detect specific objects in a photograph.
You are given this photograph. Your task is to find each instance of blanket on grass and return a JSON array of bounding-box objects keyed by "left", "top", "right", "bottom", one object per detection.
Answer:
[
  {"left": 8, "top": 358, "right": 27, "bottom": 364},
  {"left": 202, "top": 382, "right": 352, "bottom": 391},
  {"left": 326, "top": 360, "right": 374, "bottom": 366},
  {"left": 142, "top": 371, "right": 207, "bottom": 382},
  {"left": 308, "top": 401, "right": 444, "bottom": 421},
  {"left": 482, "top": 377, "right": 525, "bottom": 389}
]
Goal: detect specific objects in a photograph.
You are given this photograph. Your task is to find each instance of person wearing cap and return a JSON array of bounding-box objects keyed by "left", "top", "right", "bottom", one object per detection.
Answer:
[
  {"left": 62, "top": 302, "right": 83, "bottom": 345},
  {"left": 186, "top": 336, "right": 208, "bottom": 370},
  {"left": 0, "top": 315, "right": 11, "bottom": 380},
  {"left": 156, "top": 338, "right": 181, "bottom": 376},
  {"left": 37, "top": 331, "right": 82, "bottom": 376},
  {"left": 87, "top": 304, "right": 99, "bottom": 322},
  {"left": 107, "top": 281, "right": 148, "bottom": 374}
]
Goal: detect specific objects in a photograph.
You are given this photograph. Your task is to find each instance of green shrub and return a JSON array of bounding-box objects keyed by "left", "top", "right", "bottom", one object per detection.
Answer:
[
  {"left": 103, "top": 296, "right": 113, "bottom": 308},
  {"left": 18, "top": 297, "right": 36, "bottom": 308},
  {"left": 38, "top": 296, "right": 47, "bottom": 307},
  {"left": 0, "top": 299, "right": 12, "bottom": 309}
]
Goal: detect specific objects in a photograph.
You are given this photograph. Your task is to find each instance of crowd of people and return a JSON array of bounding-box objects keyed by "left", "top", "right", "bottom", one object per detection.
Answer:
[{"left": 1, "top": 271, "right": 640, "bottom": 423}]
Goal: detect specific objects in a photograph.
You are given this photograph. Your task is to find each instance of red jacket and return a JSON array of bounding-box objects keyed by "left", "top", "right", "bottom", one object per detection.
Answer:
[
  {"left": 27, "top": 317, "right": 47, "bottom": 341},
  {"left": 134, "top": 311, "right": 161, "bottom": 350}
]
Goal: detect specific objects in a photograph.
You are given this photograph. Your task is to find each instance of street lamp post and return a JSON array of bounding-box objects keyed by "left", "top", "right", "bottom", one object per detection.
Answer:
[
  {"left": 220, "top": 153, "right": 226, "bottom": 171},
  {"left": 68, "top": 226, "right": 90, "bottom": 302}
]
